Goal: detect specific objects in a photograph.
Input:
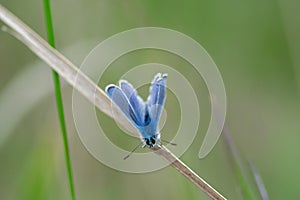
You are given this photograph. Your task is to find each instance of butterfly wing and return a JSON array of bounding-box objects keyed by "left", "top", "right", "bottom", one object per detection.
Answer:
[
  {"left": 119, "top": 80, "right": 149, "bottom": 127},
  {"left": 106, "top": 84, "right": 144, "bottom": 127},
  {"left": 146, "top": 73, "right": 168, "bottom": 133}
]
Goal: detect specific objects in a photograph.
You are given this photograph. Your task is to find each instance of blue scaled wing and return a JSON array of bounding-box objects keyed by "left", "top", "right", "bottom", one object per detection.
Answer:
[{"left": 147, "top": 73, "right": 168, "bottom": 132}]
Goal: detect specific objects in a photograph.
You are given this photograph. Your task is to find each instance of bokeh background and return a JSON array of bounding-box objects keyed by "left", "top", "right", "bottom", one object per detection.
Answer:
[{"left": 1, "top": 0, "right": 300, "bottom": 199}]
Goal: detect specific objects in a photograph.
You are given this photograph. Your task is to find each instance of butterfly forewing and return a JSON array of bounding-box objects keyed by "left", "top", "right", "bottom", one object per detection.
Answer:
[
  {"left": 147, "top": 73, "right": 167, "bottom": 130},
  {"left": 106, "top": 85, "right": 141, "bottom": 127}
]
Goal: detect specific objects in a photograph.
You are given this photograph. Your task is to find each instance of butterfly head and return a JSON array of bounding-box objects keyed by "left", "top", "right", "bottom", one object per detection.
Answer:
[{"left": 143, "top": 133, "right": 160, "bottom": 148}]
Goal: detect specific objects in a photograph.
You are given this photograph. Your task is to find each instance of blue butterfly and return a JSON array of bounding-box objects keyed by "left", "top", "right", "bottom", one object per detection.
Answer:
[{"left": 105, "top": 73, "right": 168, "bottom": 149}]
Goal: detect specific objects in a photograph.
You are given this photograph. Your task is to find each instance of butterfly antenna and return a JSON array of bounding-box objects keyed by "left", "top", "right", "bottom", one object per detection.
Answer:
[
  {"left": 160, "top": 139, "right": 177, "bottom": 146},
  {"left": 123, "top": 142, "right": 143, "bottom": 160}
]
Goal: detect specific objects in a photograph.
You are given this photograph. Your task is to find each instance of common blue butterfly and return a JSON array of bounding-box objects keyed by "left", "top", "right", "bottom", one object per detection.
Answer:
[{"left": 105, "top": 73, "right": 167, "bottom": 149}]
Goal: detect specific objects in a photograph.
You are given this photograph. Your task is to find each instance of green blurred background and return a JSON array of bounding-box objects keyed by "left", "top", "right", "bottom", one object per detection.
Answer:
[{"left": 0, "top": 0, "right": 300, "bottom": 199}]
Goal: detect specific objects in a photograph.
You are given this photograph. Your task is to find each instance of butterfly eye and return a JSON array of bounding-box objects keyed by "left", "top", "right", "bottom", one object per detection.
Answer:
[
  {"left": 145, "top": 139, "right": 150, "bottom": 145},
  {"left": 150, "top": 137, "right": 156, "bottom": 144}
]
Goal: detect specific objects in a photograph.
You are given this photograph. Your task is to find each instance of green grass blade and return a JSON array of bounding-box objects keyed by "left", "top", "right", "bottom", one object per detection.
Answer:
[
  {"left": 42, "top": 1, "right": 76, "bottom": 199},
  {"left": 223, "top": 127, "right": 257, "bottom": 199},
  {"left": 249, "top": 162, "right": 269, "bottom": 200}
]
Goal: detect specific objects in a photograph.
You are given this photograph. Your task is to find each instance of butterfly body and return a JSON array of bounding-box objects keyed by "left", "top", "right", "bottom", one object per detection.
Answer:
[{"left": 106, "top": 73, "right": 167, "bottom": 148}]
